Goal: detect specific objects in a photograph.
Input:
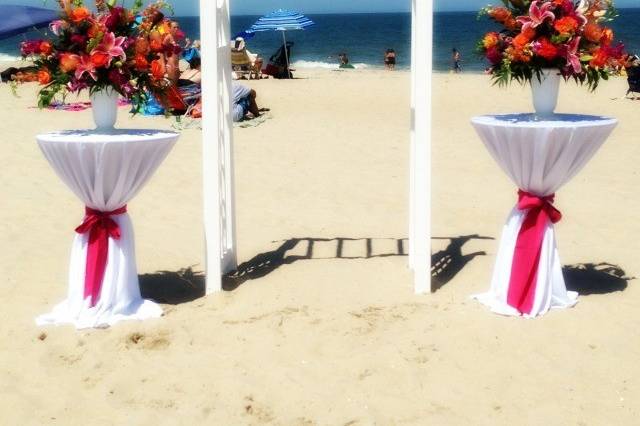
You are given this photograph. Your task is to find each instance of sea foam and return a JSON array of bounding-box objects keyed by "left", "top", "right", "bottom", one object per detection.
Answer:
[
  {"left": 291, "top": 60, "right": 369, "bottom": 70},
  {"left": 0, "top": 53, "right": 21, "bottom": 62}
]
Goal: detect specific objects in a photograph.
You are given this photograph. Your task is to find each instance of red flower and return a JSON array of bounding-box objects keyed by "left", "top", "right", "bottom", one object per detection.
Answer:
[
  {"left": 105, "top": 6, "right": 124, "bottom": 31},
  {"left": 151, "top": 59, "right": 165, "bottom": 80},
  {"left": 554, "top": 16, "right": 579, "bottom": 36},
  {"left": 590, "top": 48, "right": 609, "bottom": 68},
  {"left": 39, "top": 41, "right": 53, "bottom": 55},
  {"left": 20, "top": 40, "right": 44, "bottom": 56},
  {"left": 70, "top": 34, "right": 87, "bottom": 46},
  {"left": 601, "top": 28, "right": 614, "bottom": 46},
  {"left": 486, "top": 46, "right": 502, "bottom": 64},
  {"left": 90, "top": 51, "right": 110, "bottom": 68},
  {"left": 534, "top": 37, "right": 560, "bottom": 61},
  {"left": 134, "top": 54, "right": 149, "bottom": 70}
]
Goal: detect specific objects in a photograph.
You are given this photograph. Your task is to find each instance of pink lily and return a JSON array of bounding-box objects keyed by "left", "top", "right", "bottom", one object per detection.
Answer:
[
  {"left": 49, "top": 20, "right": 67, "bottom": 36},
  {"left": 93, "top": 32, "right": 127, "bottom": 66},
  {"left": 75, "top": 55, "right": 98, "bottom": 81},
  {"left": 516, "top": 0, "right": 556, "bottom": 32},
  {"left": 564, "top": 36, "right": 582, "bottom": 74},
  {"left": 572, "top": 9, "right": 588, "bottom": 28}
]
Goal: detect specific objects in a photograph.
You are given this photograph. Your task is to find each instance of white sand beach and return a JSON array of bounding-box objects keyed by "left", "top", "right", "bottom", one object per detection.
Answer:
[{"left": 1, "top": 65, "right": 639, "bottom": 424}]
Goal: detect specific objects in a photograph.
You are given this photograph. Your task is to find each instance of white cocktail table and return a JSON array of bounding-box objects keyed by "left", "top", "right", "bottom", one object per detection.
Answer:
[
  {"left": 471, "top": 114, "right": 617, "bottom": 317},
  {"left": 36, "top": 129, "right": 179, "bottom": 329}
]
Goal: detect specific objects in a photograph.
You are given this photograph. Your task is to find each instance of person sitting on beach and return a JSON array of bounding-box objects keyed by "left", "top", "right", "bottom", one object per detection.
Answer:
[
  {"left": 179, "top": 56, "right": 201, "bottom": 86},
  {"left": 234, "top": 37, "right": 263, "bottom": 77},
  {"left": 232, "top": 83, "right": 268, "bottom": 122},
  {"left": 384, "top": 49, "right": 396, "bottom": 70}
]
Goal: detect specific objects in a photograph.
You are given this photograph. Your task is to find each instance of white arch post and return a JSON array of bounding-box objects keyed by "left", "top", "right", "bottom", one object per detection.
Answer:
[
  {"left": 201, "top": 0, "right": 432, "bottom": 294},
  {"left": 410, "top": 0, "right": 433, "bottom": 293},
  {"left": 200, "top": 0, "right": 237, "bottom": 294}
]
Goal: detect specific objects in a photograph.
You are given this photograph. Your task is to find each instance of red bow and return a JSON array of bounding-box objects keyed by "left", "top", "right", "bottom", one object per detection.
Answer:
[
  {"left": 507, "top": 191, "right": 562, "bottom": 315},
  {"left": 75, "top": 206, "right": 127, "bottom": 307}
]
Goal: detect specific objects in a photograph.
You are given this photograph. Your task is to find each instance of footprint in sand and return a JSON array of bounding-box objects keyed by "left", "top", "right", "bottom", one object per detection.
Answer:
[
  {"left": 124, "top": 331, "right": 171, "bottom": 350},
  {"left": 243, "top": 395, "right": 275, "bottom": 423}
]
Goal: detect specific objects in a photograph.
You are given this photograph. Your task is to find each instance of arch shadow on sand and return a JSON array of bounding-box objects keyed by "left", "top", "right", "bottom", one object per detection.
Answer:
[
  {"left": 139, "top": 234, "right": 491, "bottom": 304},
  {"left": 563, "top": 262, "right": 635, "bottom": 295}
]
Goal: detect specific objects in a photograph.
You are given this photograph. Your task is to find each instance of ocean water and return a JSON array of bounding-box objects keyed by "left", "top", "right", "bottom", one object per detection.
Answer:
[{"left": 1, "top": 10, "right": 639, "bottom": 72}]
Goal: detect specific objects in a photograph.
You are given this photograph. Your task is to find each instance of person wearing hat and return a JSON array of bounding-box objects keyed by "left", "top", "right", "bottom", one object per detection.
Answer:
[{"left": 234, "top": 37, "right": 263, "bottom": 78}]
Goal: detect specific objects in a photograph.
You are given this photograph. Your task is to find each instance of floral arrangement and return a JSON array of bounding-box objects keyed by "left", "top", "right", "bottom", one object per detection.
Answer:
[
  {"left": 18, "top": 0, "right": 184, "bottom": 112},
  {"left": 478, "top": 0, "right": 628, "bottom": 89}
]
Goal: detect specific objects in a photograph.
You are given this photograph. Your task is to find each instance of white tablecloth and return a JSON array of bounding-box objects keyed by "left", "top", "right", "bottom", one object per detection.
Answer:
[
  {"left": 36, "top": 130, "right": 179, "bottom": 329},
  {"left": 471, "top": 114, "right": 617, "bottom": 317}
]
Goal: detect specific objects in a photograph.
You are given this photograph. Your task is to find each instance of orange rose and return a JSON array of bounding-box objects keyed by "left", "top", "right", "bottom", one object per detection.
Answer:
[
  {"left": 70, "top": 7, "right": 91, "bottom": 24},
  {"left": 59, "top": 53, "right": 80, "bottom": 72},
  {"left": 90, "top": 51, "right": 110, "bottom": 68},
  {"left": 483, "top": 32, "right": 500, "bottom": 49},
  {"left": 151, "top": 59, "right": 165, "bottom": 80},
  {"left": 39, "top": 41, "right": 53, "bottom": 56},
  {"left": 489, "top": 7, "right": 511, "bottom": 23},
  {"left": 134, "top": 54, "right": 149, "bottom": 71},
  {"left": 601, "top": 28, "right": 614, "bottom": 46},
  {"left": 37, "top": 69, "right": 52, "bottom": 85},
  {"left": 584, "top": 23, "right": 603, "bottom": 43},
  {"left": 554, "top": 16, "right": 579, "bottom": 36}
]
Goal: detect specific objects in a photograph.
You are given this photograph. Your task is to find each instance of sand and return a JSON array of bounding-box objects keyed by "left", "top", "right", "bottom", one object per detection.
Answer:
[{"left": 1, "top": 65, "right": 639, "bottom": 425}]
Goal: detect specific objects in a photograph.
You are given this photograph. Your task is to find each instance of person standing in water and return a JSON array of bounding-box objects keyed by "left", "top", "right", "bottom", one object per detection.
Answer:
[
  {"left": 452, "top": 48, "right": 462, "bottom": 73},
  {"left": 384, "top": 49, "right": 396, "bottom": 70}
]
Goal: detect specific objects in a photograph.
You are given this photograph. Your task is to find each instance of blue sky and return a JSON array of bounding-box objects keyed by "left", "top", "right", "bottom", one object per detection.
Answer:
[{"left": 10, "top": 0, "right": 640, "bottom": 16}]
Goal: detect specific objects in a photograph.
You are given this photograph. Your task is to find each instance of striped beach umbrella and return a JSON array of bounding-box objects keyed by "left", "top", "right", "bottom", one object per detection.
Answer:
[
  {"left": 0, "top": 5, "right": 57, "bottom": 40},
  {"left": 248, "top": 9, "right": 315, "bottom": 72}
]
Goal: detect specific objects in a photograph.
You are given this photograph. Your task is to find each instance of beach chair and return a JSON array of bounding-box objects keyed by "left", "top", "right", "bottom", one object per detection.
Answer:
[
  {"left": 231, "top": 47, "right": 260, "bottom": 80},
  {"left": 627, "top": 65, "right": 640, "bottom": 99}
]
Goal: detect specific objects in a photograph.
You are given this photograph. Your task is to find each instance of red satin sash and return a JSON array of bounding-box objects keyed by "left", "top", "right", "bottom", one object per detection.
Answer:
[
  {"left": 507, "top": 191, "right": 562, "bottom": 315},
  {"left": 75, "top": 206, "right": 127, "bottom": 307}
]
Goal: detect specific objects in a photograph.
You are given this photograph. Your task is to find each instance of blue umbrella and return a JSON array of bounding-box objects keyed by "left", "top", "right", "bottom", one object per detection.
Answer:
[
  {"left": 248, "top": 9, "right": 315, "bottom": 70},
  {"left": 233, "top": 30, "right": 255, "bottom": 41},
  {"left": 0, "top": 5, "right": 58, "bottom": 40}
]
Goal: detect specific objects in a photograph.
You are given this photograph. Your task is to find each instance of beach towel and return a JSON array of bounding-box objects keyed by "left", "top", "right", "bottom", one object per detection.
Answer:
[
  {"left": 234, "top": 112, "right": 272, "bottom": 128},
  {"left": 171, "top": 112, "right": 272, "bottom": 131},
  {"left": 32, "top": 99, "right": 130, "bottom": 112}
]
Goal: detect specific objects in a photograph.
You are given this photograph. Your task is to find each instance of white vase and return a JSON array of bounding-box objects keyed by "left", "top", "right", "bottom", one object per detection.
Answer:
[
  {"left": 530, "top": 69, "right": 561, "bottom": 117},
  {"left": 90, "top": 87, "right": 119, "bottom": 130}
]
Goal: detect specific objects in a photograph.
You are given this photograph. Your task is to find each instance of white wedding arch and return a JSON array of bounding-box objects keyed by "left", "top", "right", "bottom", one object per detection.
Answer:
[{"left": 199, "top": 0, "right": 433, "bottom": 294}]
